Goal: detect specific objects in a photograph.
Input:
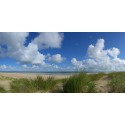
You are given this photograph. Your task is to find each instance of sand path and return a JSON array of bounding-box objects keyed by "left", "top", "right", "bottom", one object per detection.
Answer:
[
  {"left": 0, "top": 80, "right": 11, "bottom": 91},
  {"left": 96, "top": 76, "right": 110, "bottom": 93}
]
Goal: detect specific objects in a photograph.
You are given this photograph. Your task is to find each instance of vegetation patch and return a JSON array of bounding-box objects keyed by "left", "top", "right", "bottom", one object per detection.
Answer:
[
  {"left": 0, "top": 86, "right": 6, "bottom": 93},
  {"left": 63, "top": 73, "right": 96, "bottom": 93},
  {"left": 10, "top": 76, "right": 58, "bottom": 93},
  {"left": 88, "top": 72, "right": 106, "bottom": 81},
  {"left": 108, "top": 72, "right": 125, "bottom": 93}
]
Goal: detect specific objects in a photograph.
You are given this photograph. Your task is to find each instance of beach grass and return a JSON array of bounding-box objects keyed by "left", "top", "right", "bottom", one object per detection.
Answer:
[
  {"left": 0, "top": 86, "right": 6, "bottom": 93},
  {"left": 10, "top": 76, "right": 58, "bottom": 93},
  {"left": 0, "top": 75, "right": 15, "bottom": 80},
  {"left": 63, "top": 72, "right": 96, "bottom": 93},
  {"left": 10, "top": 78, "right": 37, "bottom": 93},
  {"left": 33, "top": 76, "right": 57, "bottom": 92},
  {"left": 88, "top": 72, "right": 106, "bottom": 81},
  {"left": 108, "top": 72, "right": 125, "bottom": 93}
]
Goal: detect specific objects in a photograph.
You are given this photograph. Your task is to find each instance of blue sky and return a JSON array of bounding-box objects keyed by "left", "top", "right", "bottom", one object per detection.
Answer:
[{"left": 0, "top": 32, "right": 125, "bottom": 72}]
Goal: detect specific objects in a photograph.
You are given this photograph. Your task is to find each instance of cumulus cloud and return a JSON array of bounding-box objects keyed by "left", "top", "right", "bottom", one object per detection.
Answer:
[
  {"left": 0, "top": 64, "right": 15, "bottom": 70},
  {"left": 0, "top": 33, "right": 46, "bottom": 65},
  {"left": 21, "top": 63, "right": 60, "bottom": 71},
  {"left": 0, "top": 32, "right": 29, "bottom": 51},
  {"left": 0, "top": 32, "right": 64, "bottom": 68},
  {"left": 48, "top": 54, "right": 65, "bottom": 63},
  {"left": 19, "top": 43, "right": 46, "bottom": 65},
  {"left": 0, "top": 65, "right": 7, "bottom": 69},
  {"left": 71, "top": 58, "right": 83, "bottom": 68},
  {"left": 32, "top": 32, "right": 63, "bottom": 49},
  {"left": 71, "top": 39, "right": 125, "bottom": 72}
]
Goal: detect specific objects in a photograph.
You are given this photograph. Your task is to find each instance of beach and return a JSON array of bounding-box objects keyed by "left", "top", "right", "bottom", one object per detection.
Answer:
[{"left": 0, "top": 72, "right": 71, "bottom": 79}]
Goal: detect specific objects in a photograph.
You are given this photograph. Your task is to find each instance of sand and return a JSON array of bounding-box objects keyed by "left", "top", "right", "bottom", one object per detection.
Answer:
[
  {"left": 96, "top": 76, "right": 110, "bottom": 93},
  {"left": 0, "top": 73, "right": 71, "bottom": 79}
]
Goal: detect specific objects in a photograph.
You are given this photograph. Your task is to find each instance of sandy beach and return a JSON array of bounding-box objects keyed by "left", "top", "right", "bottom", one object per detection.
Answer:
[{"left": 0, "top": 72, "right": 71, "bottom": 79}]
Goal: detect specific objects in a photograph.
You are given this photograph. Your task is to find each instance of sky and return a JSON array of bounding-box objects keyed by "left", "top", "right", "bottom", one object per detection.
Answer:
[{"left": 0, "top": 32, "right": 125, "bottom": 72}]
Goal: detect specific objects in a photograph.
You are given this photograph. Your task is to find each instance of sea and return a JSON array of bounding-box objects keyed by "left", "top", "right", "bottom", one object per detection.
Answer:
[{"left": 0, "top": 71, "right": 81, "bottom": 76}]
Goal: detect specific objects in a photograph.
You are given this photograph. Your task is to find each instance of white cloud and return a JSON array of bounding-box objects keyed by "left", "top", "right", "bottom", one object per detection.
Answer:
[
  {"left": 71, "top": 39, "right": 125, "bottom": 72},
  {"left": 21, "top": 64, "right": 28, "bottom": 68},
  {"left": 48, "top": 54, "right": 65, "bottom": 63},
  {"left": 32, "top": 32, "right": 63, "bottom": 49},
  {"left": 0, "top": 65, "right": 7, "bottom": 69},
  {"left": 0, "top": 65, "right": 15, "bottom": 70},
  {"left": 0, "top": 32, "right": 64, "bottom": 69},
  {"left": 71, "top": 58, "right": 83, "bottom": 68},
  {"left": 0, "top": 32, "right": 29, "bottom": 49},
  {"left": 21, "top": 63, "right": 60, "bottom": 71},
  {"left": 19, "top": 43, "right": 46, "bottom": 65},
  {"left": 107, "top": 47, "right": 120, "bottom": 58}
]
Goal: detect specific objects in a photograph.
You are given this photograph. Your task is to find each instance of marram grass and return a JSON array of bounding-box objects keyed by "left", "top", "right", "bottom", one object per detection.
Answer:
[
  {"left": 0, "top": 86, "right": 6, "bottom": 93},
  {"left": 108, "top": 72, "right": 125, "bottom": 93},
  {"left": 10, "top": 76, "right": 58, "bottom": 93},
  {"left": 63, "top": 73, "right": 97, "bottom": 93}
]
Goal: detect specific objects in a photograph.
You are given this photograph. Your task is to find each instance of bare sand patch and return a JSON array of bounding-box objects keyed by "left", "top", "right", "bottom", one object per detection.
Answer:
[
  {"left": 96, "top": 76, "right": 110, "bottom": 93},
  {"left": 0, "top": 80, "right": 11, "bottom": 91}
]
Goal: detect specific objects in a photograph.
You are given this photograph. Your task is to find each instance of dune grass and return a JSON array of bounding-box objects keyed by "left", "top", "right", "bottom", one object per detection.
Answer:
[
  {"left": 10, "top": 76, "right": 58, "bottom": 93},
  {"left": 88, "top": 72, "right": 106, "bottom": 81},
  {"left": 0, "top": 86, "right": 6, "bottom": 93},
  {"left": 0, "top": 75, "right": 15, "bottom": 80},
  {"left": 10, "top": 78, "right": 37, "bottom": 93},
  {"left": 63, "top": 73, "right": 96, "bottom": 93},
  {"left": 108, "top": 72, "right": 125, "bottom": 93},
  {"left": 33, "top": 76, "right": 57, "bottom": 92},
  {"left": 108, "top": 72, "right": 125, "bottom": 79}
]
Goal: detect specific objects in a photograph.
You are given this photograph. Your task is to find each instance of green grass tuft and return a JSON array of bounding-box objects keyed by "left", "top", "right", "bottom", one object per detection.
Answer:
[
  {"left": 63, "top": 73, "right": 96, "bottom": 93},
  {"left": 10, "top": 78, "right": 37, "bottom": 93},
  {"left": 33, "top": 76, "right": 57, "bottom": 92},
  {"left": 10, "top": 76, "right": 58, "bottom": 93}
]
